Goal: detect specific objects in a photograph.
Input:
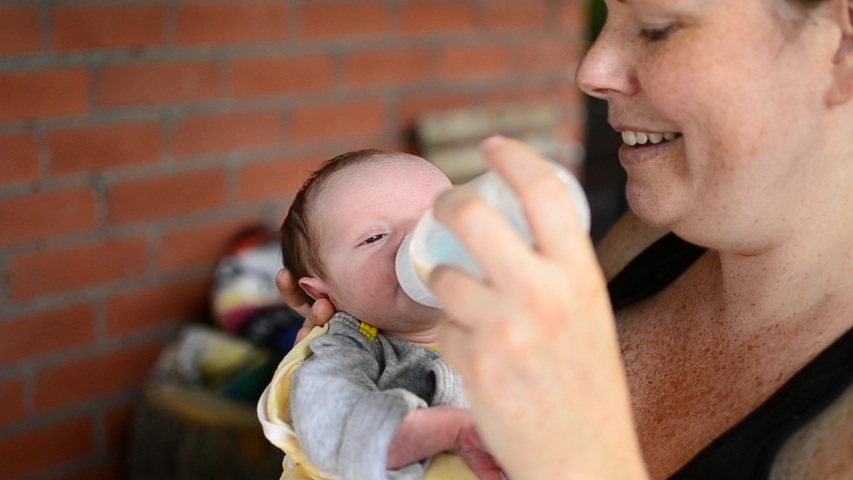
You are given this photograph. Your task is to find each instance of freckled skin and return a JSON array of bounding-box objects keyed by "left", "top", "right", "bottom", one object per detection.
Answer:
[
  {"left": 580, "top": 0, "right": 853, "bottom": 478},
  {"left": 582, "top": 0, "right": 836, "bottom": 252}
]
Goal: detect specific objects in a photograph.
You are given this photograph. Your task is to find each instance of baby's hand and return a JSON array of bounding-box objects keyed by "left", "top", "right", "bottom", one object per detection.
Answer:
[
  {"left": 455, "top": 415, "right": 505, "bottom": 480},
  {"left": 388, "top": 407, "right": 504, "bottom": 479}
]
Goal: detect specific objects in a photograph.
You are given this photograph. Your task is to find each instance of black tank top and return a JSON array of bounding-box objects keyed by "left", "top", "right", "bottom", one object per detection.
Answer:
[{"left": 606, "top": 233, "right": 853, "bottom": 479}]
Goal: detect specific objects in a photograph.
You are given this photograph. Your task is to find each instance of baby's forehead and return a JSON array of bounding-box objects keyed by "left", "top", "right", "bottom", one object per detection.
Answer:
[
  {"left": 316, "top": 156, "right": 444, "bottom": 200},
  {"left": 308, "top": 155, "right": 447, "bottom": 230}
]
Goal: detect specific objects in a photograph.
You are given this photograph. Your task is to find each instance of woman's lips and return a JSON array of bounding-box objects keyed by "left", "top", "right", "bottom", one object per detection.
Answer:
[{"left": 618, "top": 133, "right": 682, "bottom": 166}]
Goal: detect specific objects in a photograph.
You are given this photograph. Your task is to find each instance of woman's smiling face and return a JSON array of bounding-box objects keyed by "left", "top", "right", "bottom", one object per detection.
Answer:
[{"left": 576, "top": 0, "right": 839, "bottom": 251}]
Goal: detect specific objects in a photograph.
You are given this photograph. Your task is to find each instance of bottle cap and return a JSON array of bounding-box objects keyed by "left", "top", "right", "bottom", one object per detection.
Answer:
[{"left": 395, "top": 233, "right": 442, "bottom": 308}]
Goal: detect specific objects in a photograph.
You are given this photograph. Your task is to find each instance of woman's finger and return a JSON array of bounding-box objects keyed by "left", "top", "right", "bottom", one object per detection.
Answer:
[
  {"left": 293, "top": 298, "right": 335, "bottom": 343},
  {"left": 480, "top": 136, "right": 593, "bottom": 266},
  {"left": 432, "top": 176, "right": 539, "bottom": 291},
  {"left": 310, "top": 298, "right": 335, "bottom": 326},
  {"left": 277, "top": 268, "right": 336, "bottom": 344},
  {"left": 436, "top": 317, "right": 474, "bottom": 374},
  {"left": 429, "top": 263, "right": 496, "bottom": 331},
  {"left": 276, "top": 268, "right": 311, "bottom": 317}
]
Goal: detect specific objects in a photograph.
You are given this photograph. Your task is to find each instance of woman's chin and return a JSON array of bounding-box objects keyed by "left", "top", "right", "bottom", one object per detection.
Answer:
[{"left": 625, "top": 181, "right": 692, "bottom": 230}]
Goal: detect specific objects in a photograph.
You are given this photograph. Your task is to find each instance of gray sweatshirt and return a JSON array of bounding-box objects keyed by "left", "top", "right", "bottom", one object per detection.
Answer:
[{"left": 290, "top": 312, "right": 468, "bottom": 480}]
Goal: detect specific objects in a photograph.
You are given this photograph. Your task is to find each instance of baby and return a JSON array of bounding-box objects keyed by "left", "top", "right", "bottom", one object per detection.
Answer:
[{"left": 267, "top": 150, "right": 502, "bottom": 480}]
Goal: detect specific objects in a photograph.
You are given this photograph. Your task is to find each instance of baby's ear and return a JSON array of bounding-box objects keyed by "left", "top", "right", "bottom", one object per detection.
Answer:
[
  {"left": 827, "top": 0, "right": 853, "bottom": 104},
  {"left": 298, "top": 276, "right": 330, "bottom": 302}
]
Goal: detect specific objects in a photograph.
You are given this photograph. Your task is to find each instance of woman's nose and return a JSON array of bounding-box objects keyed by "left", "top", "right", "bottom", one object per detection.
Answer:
[{"left": 575, "top": 28, "right": 638, "bottom": 100}]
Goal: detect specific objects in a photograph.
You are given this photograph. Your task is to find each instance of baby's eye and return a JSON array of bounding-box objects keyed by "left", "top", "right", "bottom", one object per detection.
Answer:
[{"left": 361, "top": 234, "right": 387, "bottom": 245}]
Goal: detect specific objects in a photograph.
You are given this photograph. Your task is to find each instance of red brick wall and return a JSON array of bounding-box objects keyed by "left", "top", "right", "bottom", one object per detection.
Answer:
[{"left": 0, "top": 1, "right": 588, "bottom": 478}]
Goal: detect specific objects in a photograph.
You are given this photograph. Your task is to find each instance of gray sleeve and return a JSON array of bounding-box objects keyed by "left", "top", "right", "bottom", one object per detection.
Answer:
[
  {"left": 427, "top": 358, "right": 469, "bottom": 409},
  {"left": 290, "top": 333, "right": 428, "bottom": 480}
]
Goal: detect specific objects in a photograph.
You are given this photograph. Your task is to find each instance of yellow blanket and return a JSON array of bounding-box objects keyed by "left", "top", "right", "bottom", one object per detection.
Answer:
[{"left": 257, "top": 326, "right": 478, "bottom": 480}]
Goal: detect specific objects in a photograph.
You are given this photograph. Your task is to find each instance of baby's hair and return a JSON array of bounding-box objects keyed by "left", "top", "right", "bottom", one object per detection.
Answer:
[{"left": 281, "top": 149, "right": 430, "bottom": 305}]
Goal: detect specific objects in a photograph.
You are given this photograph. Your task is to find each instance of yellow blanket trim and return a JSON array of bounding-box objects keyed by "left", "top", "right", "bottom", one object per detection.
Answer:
[{"left": 259, "top": 325, "right": 478, "bottom": 480}]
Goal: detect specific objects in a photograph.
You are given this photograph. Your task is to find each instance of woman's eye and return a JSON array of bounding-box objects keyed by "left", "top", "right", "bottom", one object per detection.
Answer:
[
  {"left": 362, "top": 234, "right": 386, "bottom": 245},
  {"left": 640, "top": 24, "right": 675, "bottom": 42}
]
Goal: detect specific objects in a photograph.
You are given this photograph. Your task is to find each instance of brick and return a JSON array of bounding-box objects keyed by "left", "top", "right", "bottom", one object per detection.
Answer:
[
  {"left": 439, "top": 46, "right": 512, "bottom": 79},
  {"left": 231, "top": 55, "right": 332, "bottom": 98},
  {"left": 8, "top": 237, "right": 147, "bottom": 300},
  {"left": 560, "top": 0, "right": 587, "bottom": 32},
  {"left": 0, "top": 133, "right": 39, "bottom": 185},
  {"left": 0, "top": 188, "right": 97, "bottom": 247},
  {"left": 97, "top": 61, "right": 220, "bottom": 106},
  {"left": 0, "top": 417, "right": 93, "bottom": 480},
  {"left": 173, "top": 111, "right": 281, "bottom": 157},
  {"left": 107, "top": 169, "right": 227, "bottom": 224},
  {"left": 106, "top": 279, "right": 210, "bottom": 335},
  {"left": 298, "top": 2, "right": 389, "bottom": 39},
  {"left": 291, "top": 100, "right": 384, "bottom": 142},
  {"left": 238, "top": 156, "right": 326, "bottom": 203},
  {"left": 482, "top": 86, "right": 555, "bottom": 106},
  {"left": 517, "top": 38, "right": 580, "bottom": 72},
  {"left": 158, "top": 219, "right": 264, "bottom": 271},
  {"left": 104, "top": 403, "right": 134, "bottom": 451},
  {"left": 0, "top": 69, "right": 89, "bottom": 121},
  {"left": 176, "top": 3, "right": 286, "bottom": 45},
  {"left": 559, "top": 82, "right": 584, "bottom": 110},
  {"left": 0, "top": 304, "right": 96, "bottom": 365},
  {"left": 398, "top": 93, "right": 472, "bottom": 128},
  {"left": 52, "top": 5, "right": 165, "bottom": 52},
  {"left": 0, "top": 378, "right": 26, "bottom": 428},
  {"left": 34, "top": 343, "right": 161, "bottom": 412},
  {"left": 400, "top": 3, "right": 476, "bottom": 35},
  {"left": 345, "top": 49, "right": 431, "bottom": 87},
  {"left": 61, "top": 460, "right": 123, "bottom": 480},
  {"left": 563, "top": 121, "right": 586, "bottom": 148},
  {"left": 484, "top": 1, "right": 547, "bottom": 30},
  {"left": 48, "top": 122, "right": 162, "bottom": 175},
  {"left": 0, "top": 5, "right": 41, "bottom": 55}
]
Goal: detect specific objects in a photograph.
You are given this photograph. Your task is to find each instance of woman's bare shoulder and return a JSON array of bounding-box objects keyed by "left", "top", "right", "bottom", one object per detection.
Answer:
[
  {"left": 595, "top": 211, "right": 670, "bottom": 282},
  {"left": 771, "top": 383, "right": 853, "bottom": 479}
]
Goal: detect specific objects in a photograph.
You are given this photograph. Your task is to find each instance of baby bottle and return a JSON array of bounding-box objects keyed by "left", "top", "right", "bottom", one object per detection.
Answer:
[{"left": 395, "top": 161, "right": 591, "bottom": 307}]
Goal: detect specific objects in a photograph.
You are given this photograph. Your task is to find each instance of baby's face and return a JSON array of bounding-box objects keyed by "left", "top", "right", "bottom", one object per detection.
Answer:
[{"left": 311, "top": 157, "right": 452, "bottom": 335}]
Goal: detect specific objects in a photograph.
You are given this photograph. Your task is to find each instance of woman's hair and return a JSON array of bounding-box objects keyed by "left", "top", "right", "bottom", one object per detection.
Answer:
[{"left": 281, "top": 149, "right": 427, "bottom": 304}]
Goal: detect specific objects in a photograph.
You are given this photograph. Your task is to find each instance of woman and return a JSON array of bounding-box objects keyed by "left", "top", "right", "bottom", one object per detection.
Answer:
[{"left": 278, "top": 0, "right": 853, "bottom": 478}]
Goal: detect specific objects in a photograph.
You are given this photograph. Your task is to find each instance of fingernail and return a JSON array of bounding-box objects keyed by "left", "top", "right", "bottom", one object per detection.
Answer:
[{"left": 479, "top": 135, "right": 505, "bottom": 153}]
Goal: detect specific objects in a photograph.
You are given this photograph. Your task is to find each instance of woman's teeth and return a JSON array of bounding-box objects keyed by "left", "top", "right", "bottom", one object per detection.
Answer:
[{"left": 622, "top": 131, "right": 679, "bottom": 146}]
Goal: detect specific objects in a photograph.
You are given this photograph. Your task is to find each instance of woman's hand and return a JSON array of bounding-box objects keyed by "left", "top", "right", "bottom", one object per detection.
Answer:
[
  {"left": 431, "top": 136, "right": 648, "bottom": 480},
  {"left": 276, "top": 268, "right": 335, "bottom": 343}
]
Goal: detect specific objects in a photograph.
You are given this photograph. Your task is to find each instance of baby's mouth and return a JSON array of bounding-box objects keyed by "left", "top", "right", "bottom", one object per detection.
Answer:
[{"left": 621, "top": 130, "right": 682, "bottom": 146}]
